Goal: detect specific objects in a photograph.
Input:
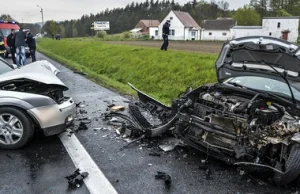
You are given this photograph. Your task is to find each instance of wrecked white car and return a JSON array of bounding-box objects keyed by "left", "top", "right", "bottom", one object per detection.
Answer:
[
  {"left": 124, "top": 37, "right": 300, "bottom": 185},
  {"left": 0, "top": 58, "right": 76, "bottom": 149}
]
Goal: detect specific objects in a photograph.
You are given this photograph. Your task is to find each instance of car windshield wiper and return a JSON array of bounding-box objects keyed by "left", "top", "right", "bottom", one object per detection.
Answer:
[{"left": 242, "top": 60, "right": 297, "bottom": 104}]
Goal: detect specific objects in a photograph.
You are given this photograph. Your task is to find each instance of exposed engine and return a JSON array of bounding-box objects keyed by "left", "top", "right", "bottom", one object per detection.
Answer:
[
  {"left": 0, "top": 80, "right": 66, "bottom": 104},
  {"left": 173, "top": 86, "right": 300, "bottom": 167}
]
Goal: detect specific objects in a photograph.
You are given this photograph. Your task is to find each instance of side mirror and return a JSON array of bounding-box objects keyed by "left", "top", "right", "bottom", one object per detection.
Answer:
[{"left": 12, "top": 64, "right": 18, "bottom": 69}]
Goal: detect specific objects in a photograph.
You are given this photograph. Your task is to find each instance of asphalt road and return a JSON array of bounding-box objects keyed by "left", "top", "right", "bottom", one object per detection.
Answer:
[{"left": 0, "top": 53, "right": 297, "bottom": 194}]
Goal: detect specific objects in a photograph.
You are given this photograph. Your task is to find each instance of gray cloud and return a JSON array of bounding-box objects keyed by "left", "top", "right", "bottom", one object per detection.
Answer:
[{"left": 3, "top": 0, "right": 249, "bottom": 23}]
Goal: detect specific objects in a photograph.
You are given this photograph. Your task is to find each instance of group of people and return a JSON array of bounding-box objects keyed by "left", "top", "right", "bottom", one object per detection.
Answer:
[{"left": 0, "top": 28, "right": 36, "bottom": 67}]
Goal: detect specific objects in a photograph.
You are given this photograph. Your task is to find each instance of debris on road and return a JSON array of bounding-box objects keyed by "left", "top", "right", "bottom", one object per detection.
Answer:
[
  {"left": 155, "top": 171, "right": 172, "bottom": 190},
  {"left": 66, "top": 128, "right": 74, "bottom": 137},
  {"left": 159, "top": 144, "right": 177, "bottom": 152},
  {"left": 5, "top": 154, "right": 13, "bottom": 159},
  {"left": 149, "top": 152, "right": 161, "bottom": 157},
  {"left": 65, "top": 169, "right": 89, "bottom": 189},
  {"left": 110, "top": 105, "right": 125, "bottom": 112},
  {"left": 76, "top": 122, "right": 89, "bottom": 131}
]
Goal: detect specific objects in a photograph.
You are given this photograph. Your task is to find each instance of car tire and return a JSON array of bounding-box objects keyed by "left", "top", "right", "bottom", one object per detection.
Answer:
[
  {"left": 0, "top": 107, "right": 34, "bottom": 149},
  {"left": 273, "top": 144, "right": 300, "bottom": 185}
]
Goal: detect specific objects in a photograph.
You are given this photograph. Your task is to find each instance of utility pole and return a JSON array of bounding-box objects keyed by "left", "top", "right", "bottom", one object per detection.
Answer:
[{"left": 37, "top": 5, "right": 44, "bottom": 35}]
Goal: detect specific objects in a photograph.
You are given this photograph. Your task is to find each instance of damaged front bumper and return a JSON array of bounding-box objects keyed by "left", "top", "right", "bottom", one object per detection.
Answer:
[{"left": 28, "top": 97, "right": 76, "bottom": 136}]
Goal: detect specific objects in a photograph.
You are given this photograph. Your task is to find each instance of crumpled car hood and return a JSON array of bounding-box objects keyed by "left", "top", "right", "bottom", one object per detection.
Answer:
[
  {"left": 0, "top": 62, "right": 67, "bottom": 89},
  {"left": 216, "top": 36, "right": 300, "bottom": 89}
]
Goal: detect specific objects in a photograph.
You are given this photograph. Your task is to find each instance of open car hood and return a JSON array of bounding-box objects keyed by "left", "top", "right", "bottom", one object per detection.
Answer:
[
  {"left": 0, "top": 63, "right": 67, "bottom": 89},
  {"left": 216, "top": 36, "right": 300, "bottom": 90}
]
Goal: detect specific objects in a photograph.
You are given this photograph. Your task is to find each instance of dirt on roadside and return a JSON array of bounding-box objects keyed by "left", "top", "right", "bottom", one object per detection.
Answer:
[{"left": 108, "top": 41, "right": 223, "bottom": 53}]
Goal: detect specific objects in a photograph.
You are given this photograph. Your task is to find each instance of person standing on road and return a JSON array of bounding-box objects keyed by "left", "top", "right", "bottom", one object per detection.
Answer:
[
  {"left": 14, "top": 28, "right": 27, "bottom": 66},
  {"left": 161, "top": 20, "right": 171, "bottom": 51},
  {"left": 7, "top": 29, "right": 16, "bottom": 64},
  {"left": 0, "top": 36, "right": 6, "bottom": 59},
  {"left": 26, "top": 30, "right": 36, "bottom": 62}
]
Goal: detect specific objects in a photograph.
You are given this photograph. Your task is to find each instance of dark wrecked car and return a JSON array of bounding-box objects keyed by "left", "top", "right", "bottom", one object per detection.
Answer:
[{"left": 127, "top": 36, "right": 300, "bottom": 185}]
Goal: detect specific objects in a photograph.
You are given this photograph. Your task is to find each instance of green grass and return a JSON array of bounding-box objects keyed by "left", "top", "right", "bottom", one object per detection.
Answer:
[{"left": 37, "top": 38, "right": 218, "bottom": 104}]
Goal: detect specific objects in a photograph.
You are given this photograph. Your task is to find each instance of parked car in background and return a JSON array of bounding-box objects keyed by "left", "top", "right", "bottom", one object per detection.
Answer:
[{"left": 0, "top": 58, "right": 76, "bottom": 149}]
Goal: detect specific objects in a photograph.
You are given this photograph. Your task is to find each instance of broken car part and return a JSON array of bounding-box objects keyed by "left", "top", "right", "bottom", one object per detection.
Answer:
[
  {"left": 65, "top": 169, "right": 89, "bottom": 189},
  {"left": 155, "top": 171, "right": 172, "bottom": 189}
]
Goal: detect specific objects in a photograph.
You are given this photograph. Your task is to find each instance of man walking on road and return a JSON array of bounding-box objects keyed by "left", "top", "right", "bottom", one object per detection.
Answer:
[
  {"left": 161, "top": 20, "right": 170, "bottom": 51},
  {"left": 14, "top": 28, "right": 27, "bottom": 66},
  {"left": 26, "top": 30, "right": 36, "bottom": 62},
  {"left": 7, "top": 29, "right": 16, "bottom": 64}
]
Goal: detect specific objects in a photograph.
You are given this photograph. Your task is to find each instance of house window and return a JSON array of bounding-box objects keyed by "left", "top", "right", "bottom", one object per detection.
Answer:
[
  {"left": 222, "top": 32, "right": 227, "bottom": 36},
  {"left": 209, "top": 32, "right": 212, "bottom": 35},
  {"left": 155, "top": 30, "right": 158, "bottom": 36},
  {"left": 191, "top": 31, "right": 196, "bottom": 36},
  {"left": 170, "top": 17, "right": 173, "bottom": 20},
  {"left": 269, "top": 32, "right": 272, "bottom": 36},
  {"left": 171, "top": 30, "right": 175, "bottom": 36},
  {"left": 277, "top": 22, "right": 281, "bottom": 28}
]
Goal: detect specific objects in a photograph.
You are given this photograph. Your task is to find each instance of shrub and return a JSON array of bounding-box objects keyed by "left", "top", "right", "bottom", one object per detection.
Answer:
[
  {"left": 123, "top": 31, "right": 131, "bottom": 39},
  {"left": 96, "top": 31, "right": 107, "bottom": 39}
]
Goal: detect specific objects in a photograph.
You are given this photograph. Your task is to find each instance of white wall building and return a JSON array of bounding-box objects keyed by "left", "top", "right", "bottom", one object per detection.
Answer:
[
  {"left": 201, "top": 18, "right": 237, "bottom": 41},
  {"left": 231, "top": 16, "right": 299, "bottom": 42},
  {"left": 149, "top": 10, "right": 201, "bottom": 40}
]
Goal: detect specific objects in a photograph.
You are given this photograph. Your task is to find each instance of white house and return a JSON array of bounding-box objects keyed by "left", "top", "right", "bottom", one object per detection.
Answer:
[
  {"left": 231, "top": 16, "right": 299, "bottom": 42},
  {"left": 201, "top": 18, "right": 237, "bottom": 41},
  {"left": 150, "top": 10, "right": 201, "bottom": 40}
]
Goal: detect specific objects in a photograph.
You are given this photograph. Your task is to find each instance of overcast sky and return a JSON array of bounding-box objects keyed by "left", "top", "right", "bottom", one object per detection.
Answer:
[{"left": 3, "top": 0, "right": 250, "bottom": 23}]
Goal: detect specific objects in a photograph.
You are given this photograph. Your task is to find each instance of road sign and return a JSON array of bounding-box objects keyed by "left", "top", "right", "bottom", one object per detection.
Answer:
[{"left": 93, "top": 21, "right": 110, "bottom": 31}]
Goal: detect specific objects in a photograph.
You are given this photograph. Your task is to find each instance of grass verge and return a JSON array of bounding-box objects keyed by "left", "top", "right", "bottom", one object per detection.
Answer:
[{"left": 37, "top": 38, "right": 218, "bottom": 104}]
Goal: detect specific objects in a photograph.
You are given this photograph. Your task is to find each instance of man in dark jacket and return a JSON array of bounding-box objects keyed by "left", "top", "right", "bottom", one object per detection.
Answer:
[
  {"left": 26, "top": 30, "right": 36, "bottom": 62},
  {"left": 7, "top": 29, "right": 16, "bottom": 64},
  {"left": 0, "top": 36, "right": 6, "bottom": 58},
  {"left": 161, "top": 20, "right": 170, "bottom": 51},
  {"left": 14, "top": 28, "right": 27, "bottom": 66}
]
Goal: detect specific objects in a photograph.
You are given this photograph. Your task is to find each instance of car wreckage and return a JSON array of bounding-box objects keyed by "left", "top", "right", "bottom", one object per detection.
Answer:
[
  {"left": 110, "top": 37, "right": 300, "bottom": 185},
  {"left": 0, "top": 58, "right": 76, "bottom": 149}
]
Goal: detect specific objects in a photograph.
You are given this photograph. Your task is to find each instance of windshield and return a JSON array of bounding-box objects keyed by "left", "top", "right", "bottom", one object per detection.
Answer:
[
  {"left": 226, "top": 76, "right": 300, "bottom": 101},
  {"left": 0, "top": 29, "right": 11, "bottom": 37},
  {"left": 0, "top": 58, "right": 13, "bottom": 74}
]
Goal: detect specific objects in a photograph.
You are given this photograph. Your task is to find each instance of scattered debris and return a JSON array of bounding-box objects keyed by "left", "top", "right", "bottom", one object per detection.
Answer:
[
  {"left": 159, "top": 145, "right": 177, "bottom": 152},
  {"left": 155, "top": 171, "right": 172, "bottom": 190},
  {"left": 148, "top": 163, "right": 153, "bottom": 167},
  {"left": 149, "top": 152, "right": 161, "bottom": 157},
  {"left": 80, "top": 119, "right": 92, "bottom": 124},
  {"left": 79, "top": 109, "right": 87, "bottom": 114},
  {"left": 66, "top": 128, "right": 74, "bottom": 137},
  {"left": 75, "top": 102, "right": 82, "bottom": 108},
  {"left": 78, "top": 104, "right": 86, "bottom": 108},
  {"left": 110, "top": 105, "right": 125, "bottom": 112},
  {"left": 76, "top": 122, "right": 88, "bottom": 131},
  {"left": 73, "top": 71, "right": 87, "bottom": 76},
  {"left": 116, "top": 179, "right": 119, "bottom": 183},
  {"left": 65, "top": 169, "right": 89, "bottom": 189}
]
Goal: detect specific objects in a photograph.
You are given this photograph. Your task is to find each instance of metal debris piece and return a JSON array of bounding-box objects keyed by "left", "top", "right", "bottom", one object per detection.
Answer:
[
  {"left": 5, "top": 154, "right": 13, "bottom": 159},
  {"left": 159, "top": 145, "right": 176, "bottom": 152},
  {"left": 149, "top": 152, "right": 161, "bottom": 157},
  {"left": 155, "top": 171, "right": 172, "bottom": 189},
  {"left": 78, "top": 104, "right": 86, "bottom": 108},
  {"left": 66, "top": 128, "right": 74, "bottom": 137},
  {"left": 79, "top": 109, "right": 87, "bottom": 114},
  {"left": 65, "top": 169, "right": 89, "bottom": 189},
  {"left": 76, "top": 122, "right": 88, "bottom": 131},
  {"left": 110, "top": 105, "right": 125, "bottom": 112},
  {"left": 148, "top": 163, "right": 152, "bottom": 167}
]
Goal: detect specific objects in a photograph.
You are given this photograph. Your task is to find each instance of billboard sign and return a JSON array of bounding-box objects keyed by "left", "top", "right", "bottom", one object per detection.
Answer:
[{"left": 94, "top": 21, "right": 110, "bottom": 31}]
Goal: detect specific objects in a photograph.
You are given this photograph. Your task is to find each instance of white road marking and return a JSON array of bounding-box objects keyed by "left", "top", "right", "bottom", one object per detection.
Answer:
[{"left": 59, "top": 132, "right": 118, "bottom": 194}]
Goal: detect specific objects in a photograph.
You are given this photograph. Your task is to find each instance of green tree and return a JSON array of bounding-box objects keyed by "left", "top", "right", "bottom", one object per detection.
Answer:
[
  {"left": 0, "top": 14, "right": 15, "bottom": 21},
  {"left": 276, "top": 9, "right": 292, "bottom": 16},
  {"left": 233, "top": 6, "right": 261, "bottom": 26}
]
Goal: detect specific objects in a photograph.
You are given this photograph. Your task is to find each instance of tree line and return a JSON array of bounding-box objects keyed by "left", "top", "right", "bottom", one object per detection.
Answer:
[{"left": 2, "top": 0, "right": 300, "bottom": 38}]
